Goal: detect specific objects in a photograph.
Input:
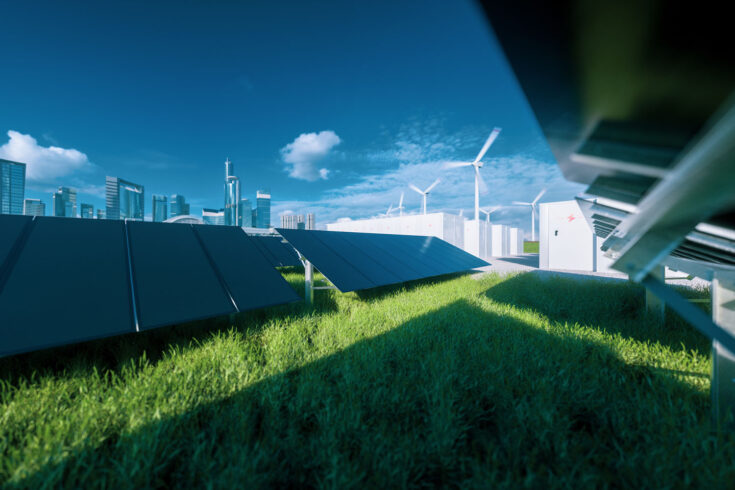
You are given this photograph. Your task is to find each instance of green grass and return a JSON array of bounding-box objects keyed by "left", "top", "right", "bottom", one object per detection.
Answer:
[
  {"left": 524, "top": 241, "right": 539, "bottom": 253},
  {"left": 0, "top": 270, "right": 730, "bottom": 488}
]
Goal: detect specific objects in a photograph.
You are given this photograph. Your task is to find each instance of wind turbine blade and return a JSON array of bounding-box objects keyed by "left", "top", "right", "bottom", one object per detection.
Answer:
[
  {"left": 512, "top": 201, "right": 531, "bottom": 206},
  {"left": 425, "top": 178, "right": 441, "bottom": 193},
  {"left": 473, "top": 127, "right": 502, "bottom": 163},
  {"left": 476, "top": 166, "right": 489, "bottom": 194},
  {"left": 409, "top": 184, "right": 424, "bottom": 195},
  {"left": 488, "top": 205, "right": 501, "bottom": 214},
  {"left": 533, "top": 188, "right": 547, "bottom": 204},
  {"left": 399, "top": 192, "right": 404, "bottom": 207},
  {"left": 444, "top": 160, "right": 473, "bottom": 169}
]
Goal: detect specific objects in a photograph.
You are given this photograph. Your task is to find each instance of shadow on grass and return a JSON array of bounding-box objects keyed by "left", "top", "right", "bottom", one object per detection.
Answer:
[
  {"left": 484, "top": 273, "right": 711, "bottom": 356},
  {"left": 0, "top": 273, "right": 336, "bottom": 387},
  {"left": 13, "top": 299, "right": 728, "bottom": 488}
]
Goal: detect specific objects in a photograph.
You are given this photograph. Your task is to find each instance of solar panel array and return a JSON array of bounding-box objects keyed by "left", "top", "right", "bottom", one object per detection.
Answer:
[
  {"left": 0, "top": 217, "right": 300, "bottom": 357},
  {"left": 277, "top": 229, "right": 488, "bottom": 292},
  {"left": 250, "top": 235, "right": 302, "bottom": 267}
]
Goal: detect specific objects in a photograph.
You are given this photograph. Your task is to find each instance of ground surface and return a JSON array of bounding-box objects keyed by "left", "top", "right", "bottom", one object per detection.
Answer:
[{"left": 0, "top": 269, "right": 730, "bottom": 488}]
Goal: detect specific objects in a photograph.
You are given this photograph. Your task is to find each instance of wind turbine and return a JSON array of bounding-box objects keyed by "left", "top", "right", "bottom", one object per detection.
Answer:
[
  {"left": 513, "top": 189, "right": 547, "bottom": 241},
  {"left": 459, "top": 209, "right": 464, "bottom": 217},
  {"left": 444, "top": 128, "right": 502, "bottom": 221},
  {"left": 383, "top": 203, "right": 394, "bottom": 217},
  {"left": 479, "top": 205, "right": 501, "bottom": 224},
  {"left": 396, "top": 192, "right": 405, "bottom": 216},
  {"left": 409, "top": 179, "right": 441, "bottom": 215}
]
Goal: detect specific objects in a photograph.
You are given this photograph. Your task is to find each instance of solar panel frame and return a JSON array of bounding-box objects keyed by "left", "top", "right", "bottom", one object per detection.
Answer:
[{"left": 0, "top": 217, "right": 136, "bottom": 357}]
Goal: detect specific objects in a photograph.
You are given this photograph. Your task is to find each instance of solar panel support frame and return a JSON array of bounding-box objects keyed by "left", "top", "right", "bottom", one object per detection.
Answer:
[
  {"left": 711, "top": 272, "right": 735, "bottom": 428},
  {"left": 301, "top": 254, "right": 337, "bottom": 307}
]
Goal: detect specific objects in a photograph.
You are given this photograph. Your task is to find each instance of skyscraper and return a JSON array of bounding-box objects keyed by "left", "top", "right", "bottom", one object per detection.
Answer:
[
  {"left": 170, "top": 194, "right": 190, "bottom": 217},
  {"left": 238, "top": 198, "right": 252, "bottom": 227},
  {"left": 106, "top": 176, "right": 144, "bottom": 220},
  {"left": 0, "top": 158, "right": 26, "bottom": 215},
  {"left": 256, "top": 190, "right": 271, "bottom": 228},
  {"left": 224, "top": 158, "right": 240, "bottom": 226},
  {"left": 306, "top": 213, "right": 316, "bottom": 230},
  {"left": 52, "top": 186, "right": 77, "bottom": 218},
  {"left": 202, "top": 208, "right": 225, "bottom": 225},
  {"left": 96, "top": 209, "right": 106, "bottom": 219},
  {"left": 281, "top": 214, "right": 304, "bottom": 229},
  {"left": 152, "top": 194, "right": 168, "bottom": 222},
  {"left": 23, "top": 198, "right": 45, "bottom": 216},
  {"left": 80, "top": 203, "right": 94, "bottom": 218}
]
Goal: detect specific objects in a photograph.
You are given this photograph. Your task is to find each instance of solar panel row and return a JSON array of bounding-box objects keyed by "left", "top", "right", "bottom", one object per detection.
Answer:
[
  {"left": 276, "top": 229, "right": 488, "bottom": 292},
  {"left": 0, "top": 216, "right": 300, "bottom": 357},
  {"left": 250, "top": 235, "right": 302, "bottom": 267}
]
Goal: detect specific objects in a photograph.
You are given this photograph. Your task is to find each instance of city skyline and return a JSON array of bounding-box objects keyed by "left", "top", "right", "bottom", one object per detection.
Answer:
[{"left": 0, "top": 1, "right": 586, "bottom": 234}]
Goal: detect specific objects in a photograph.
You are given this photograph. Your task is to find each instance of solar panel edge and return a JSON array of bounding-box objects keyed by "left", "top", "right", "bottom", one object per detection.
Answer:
[
  {"left": 190, "top": 225, "right": 240, "bottom": 312},
  {"left": 194, "top": 226, "right": 301, "bottom": 308}
]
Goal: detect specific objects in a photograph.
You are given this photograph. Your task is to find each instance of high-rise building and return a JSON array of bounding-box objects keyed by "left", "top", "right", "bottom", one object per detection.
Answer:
[
  {"left": 52, "top": 186, "right": 77, "bottom": 218},
  {"left": 202, "top": 208, "right": 225, "bottom": 225},
  {"left": 170, "top": 194, "right": 189, "bottom": 217},
  {"left": 96, "top": 209, "right": 106, "bottom": 220},
  {"left": 238, "top": 198, "right": 252, "bottom": 227},
  {"left": 252, "top": 209, "right": 257, "bottom": 227},
  {"left": 80, "top": 203, "right": 94, "bottom": 218},
  {"left": 152, "top": 194, "right": 168, "bottom": 222},
  {"left": 306, "top": 213, "right": 316, "bottom": 230},
  {"left": 23, "top": 198, "right": 45, "bottom": 216},
  {"left": 256, "top": 190, "right": 271, "bottom": 228},
  {"left": 281, "top": 214, "right": 304, "bottom": 229},
  {"left": 106, "top": 176, "right": 144, "bottom": 220},
  {"left": 224, "top": 158, "right": 240, "bottom": 226},
  {"left": 0, "top": 158, "right": 25, "bottom": 215}
]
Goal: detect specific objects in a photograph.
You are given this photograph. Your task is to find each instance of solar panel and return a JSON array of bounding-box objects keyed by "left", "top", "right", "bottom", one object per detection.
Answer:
[
  {"left": 250, "top": 235, "right": 302, "bottom": 267},
  {"left": 0, "top": 217, "right": 135, "bottom": 357},
  {"left": 126, "top": 221, "right": 236, "bottom": 329},
  {"left": 277, "top": 229, "right": 488, "bottom": 292},
  {"left": 0, "top": 214, "right": 31, "bottom": 270},
  {"left": 193, "top": 226, "right": 301, "bottom": 311}
]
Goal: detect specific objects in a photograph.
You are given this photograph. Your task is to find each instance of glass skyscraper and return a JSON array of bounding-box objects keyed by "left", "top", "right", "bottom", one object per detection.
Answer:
[
  {"left": 202, "top": 208, "right": 225, "bottom": 225},
  {"left": 256, "top": 190, "right": 271, "bottom": 228},
  {"left": 170, "top": 194, "right": 190, "bottom": 217},
  {"left": 96, "top": 209, "right": 106, "bottom": 219},
  {"left": 238, "top": 198, "right": 252, "bottom": 227},
  {"left": 23, "top": 198, "right": 45, "bottom": 216},
  {"left": 152, "top": 194, "right": 168, "bottom": 222},
  {"left": 0, "top": 158, "right": 26, "bottom": 215},
  {"left": 306, "top": 213, "right": 315, "bottom": 230},
  {"left": 52, "top": 186, "right": 77, "bottom": 218},
  {"left": 106, "top": 176, "right": 144, "bottom": 220},
  {"left": 80, "top": 203, "right": 94, "bottom": 218},
  {"left": 224, "top": 158, "right": 240, "bottom": 226}
]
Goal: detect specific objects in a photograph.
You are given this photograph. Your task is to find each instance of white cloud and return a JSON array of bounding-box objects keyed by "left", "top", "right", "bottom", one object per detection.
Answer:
[
  {"left": 0, "top": 130, "right": 93, "bottom": 183},
  {"left": 280, "top": 130, "right": 341, "bottom": 181}
]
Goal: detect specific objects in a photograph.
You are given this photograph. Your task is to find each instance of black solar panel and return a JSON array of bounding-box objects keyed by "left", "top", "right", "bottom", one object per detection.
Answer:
[
  {"left": 277, "top": 229, "right": 488, "bottom": 292},
  {"left": 250, "top": 235, "right": 302, "bottom": 267},
  {"left": 193, "top": 226, "right": 301, "bottom": 311},
  {"left": 0, "top": 217, "right": 135, "bottom": 357},
  {"left": 127, "top": 221, "right": 236, "bottom": 330},
  {"left": 0, "top": 214, "right": 31, "bottom": 269}
]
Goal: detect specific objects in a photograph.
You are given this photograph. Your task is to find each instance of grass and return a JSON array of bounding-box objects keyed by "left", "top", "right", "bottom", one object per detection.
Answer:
[
  {"left": 0, "top": 269, "right": 731, "bottom": 488},
  {"left": 524, "top": 241, "right": 539, "bottom": 253}
]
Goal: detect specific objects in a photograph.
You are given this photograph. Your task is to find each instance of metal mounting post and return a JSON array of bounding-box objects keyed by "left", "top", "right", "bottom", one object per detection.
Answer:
[
  {"left": 304, "top": 257, "right": 314, "bottom": 307},
  {"left": 712, "top": 273, "right": 735, "bottom": 427}
]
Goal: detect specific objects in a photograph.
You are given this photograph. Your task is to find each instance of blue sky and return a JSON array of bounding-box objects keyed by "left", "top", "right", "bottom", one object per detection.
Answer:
[{"left": 0, "top": 0, "right": 583, "bottom": 233}]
